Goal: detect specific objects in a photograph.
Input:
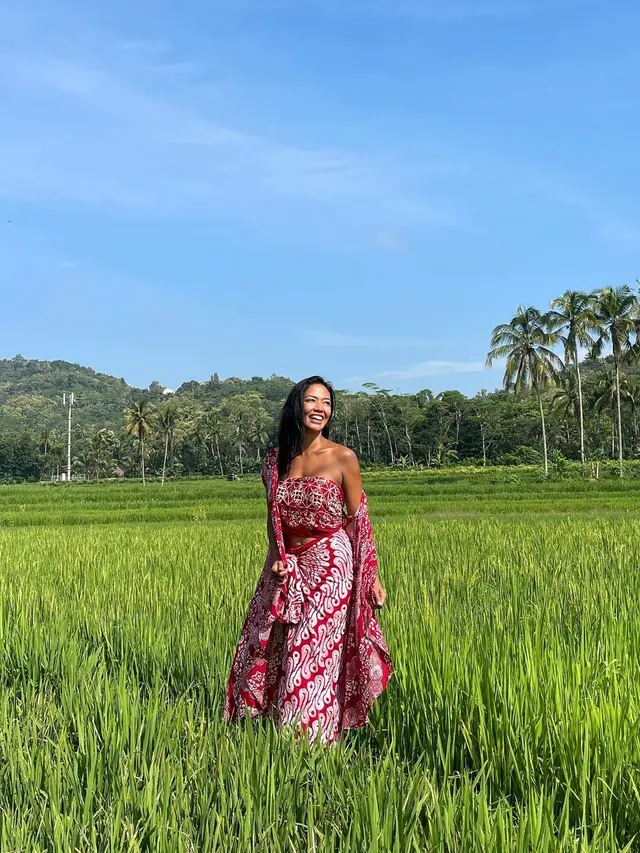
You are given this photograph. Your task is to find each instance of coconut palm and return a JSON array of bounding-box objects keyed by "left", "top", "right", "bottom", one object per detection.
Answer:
[
  {"left": 39, "top": 425, "right": 56, "bottom": 458},
  {"left": 547, "top": 291, "right": 597, "bottom": 463},
  {"left": 486, "top": 306, "right": 564, "bottom": 475},
  {"left": 159, "top": 401, "right": 180, "bottom": 486},
  {"left": 552, "top": 368, "right": 580, "bottom": 420},
  {"left": 625, "top": 374, "right": 640, "bottom": 456},
  {"left": 591, "top": 366, "right": 633, "bottom": 460},
  {"left": 552, "top": 368, "right": 582, "bottom": 450},
  {"left": 590, "top": 285, "right": 639, "bottom": 476},
  {"left": 198, "top": 408, "right": 225, "bottom": 476},
  {"left": 226, "top": 407, "right": 251, "bottom": 475},
  {"left": 87, "top": 428, "right": 119, "bottom": 479},
  {"left": 125, "top": 398, "right": 156, "bottom": 485},
  {"left": 223, "top": 394, "right": 261, "bottom": 475},
  {"left": 252, "top": 407, "right": 272, "bottom": 463}
]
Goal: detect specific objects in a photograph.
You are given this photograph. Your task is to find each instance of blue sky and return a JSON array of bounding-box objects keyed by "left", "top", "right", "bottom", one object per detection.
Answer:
[{"left": 1, "top": 0, "right": 638, "bottom": 395}]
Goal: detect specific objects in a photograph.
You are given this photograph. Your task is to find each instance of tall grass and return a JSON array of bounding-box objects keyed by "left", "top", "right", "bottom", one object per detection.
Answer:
[
  {"left": 0, "top": 476, "right": 638, "bottom": 849},
  {"left": 3, "top": 469, "right": 640, "bottom": 526}
]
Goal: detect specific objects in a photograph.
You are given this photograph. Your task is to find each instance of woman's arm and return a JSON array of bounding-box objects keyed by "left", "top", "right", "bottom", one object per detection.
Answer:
[
  {"left": 261, "top": 449, "right": 286, "bottom": 583},
  {"left": 267, "top": 512, "right": 279, "bottom": 557},
  {"left": 340, "top": 446, "right": 364, "bottom": 516},
  {"left": 339, "top": 447, "right": 386, "bottom": 608},
  {"left": 267, "top": 498, "right": 287, "bottom": 583}
]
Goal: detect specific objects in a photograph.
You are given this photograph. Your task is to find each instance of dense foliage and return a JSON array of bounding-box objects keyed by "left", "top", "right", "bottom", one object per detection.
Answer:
[
  {"left": 0, "top": 471, "right": 639, "bottom": 849},
  {"left": 2, "top": 283, "right": 640, "bottom": 481},
  {"left": 1, "top": 353, "right": 640, "bottom": 483},
  {"left": 0, "top": 356, "right": 637, "bottom": 484}
]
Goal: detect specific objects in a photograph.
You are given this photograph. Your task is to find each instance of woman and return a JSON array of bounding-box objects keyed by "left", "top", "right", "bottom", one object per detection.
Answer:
[{"left": 224, "top": 376, "right": 392, "bottom": 745}]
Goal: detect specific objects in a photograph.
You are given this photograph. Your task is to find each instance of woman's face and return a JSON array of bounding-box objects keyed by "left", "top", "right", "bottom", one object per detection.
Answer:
[{"left": 302, "top": 383, "right": 332, "bottom": 434}]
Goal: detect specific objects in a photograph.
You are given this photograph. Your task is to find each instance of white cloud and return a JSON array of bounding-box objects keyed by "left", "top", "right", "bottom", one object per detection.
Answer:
[
  {"left": 375, "top": 360, "right": 487, "bottom": 380},
  {"left": 0, "top": 36, "right": 469, "bottom": 236},
  {"left": 504, "top": 167, "right": 640, "bottom": 246},
  {"left": 374, "top": 230, "right": 407, "bottom": 252},
  {"left": 306, "top": 330, "right": 443, "bottom": 349},
  {"left": 338, "top": 359, "right": 502, "bottom": 390},
  {"left": 4, "top": 3, "right": 632, "bottom": 252}
]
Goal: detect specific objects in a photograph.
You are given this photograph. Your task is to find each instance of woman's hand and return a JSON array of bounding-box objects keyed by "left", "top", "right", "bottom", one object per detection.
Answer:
[
  {"left": 271, "top": 560, "right": 288, "bottom": 584},
  {"left": 371, "top": 577, "right": 386, "bottom": 609}
]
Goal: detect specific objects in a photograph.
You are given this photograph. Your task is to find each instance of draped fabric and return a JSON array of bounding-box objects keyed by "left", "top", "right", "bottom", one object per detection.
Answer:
[{"left": 224, "top": 448, "right": 392, "bottom": 743}]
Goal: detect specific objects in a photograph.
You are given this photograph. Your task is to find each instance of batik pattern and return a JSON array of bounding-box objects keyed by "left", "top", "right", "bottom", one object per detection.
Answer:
[
  {"left": 224, "top": 448, "right": 392, "bottom": 743},
  {"left": 276, "top": 475, "right": 344, "bottom": 535}
]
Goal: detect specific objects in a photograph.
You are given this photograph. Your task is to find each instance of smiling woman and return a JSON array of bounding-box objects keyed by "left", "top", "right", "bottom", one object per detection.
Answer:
[{"left": 225, "top": 375, "right": 392, "bottom": 745}]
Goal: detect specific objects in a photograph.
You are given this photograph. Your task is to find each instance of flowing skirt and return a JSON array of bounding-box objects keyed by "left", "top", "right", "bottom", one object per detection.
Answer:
[{"left": 225, "top": 528, "right": 354, "bottom": 744}]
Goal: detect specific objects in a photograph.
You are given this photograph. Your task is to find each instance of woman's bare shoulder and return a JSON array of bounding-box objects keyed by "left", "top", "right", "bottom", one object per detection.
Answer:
[{"left": 326, "top": 442, "right": 359, "bottom": 470}]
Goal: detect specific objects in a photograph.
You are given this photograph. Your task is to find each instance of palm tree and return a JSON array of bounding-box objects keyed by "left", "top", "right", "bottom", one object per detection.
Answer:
[
  {"left": 125, "top": 398, "right": 156, "bottom": 485},
  {"left": 252, "top": 408, "right": 271, "bottom": 463},
  {"left": 223, "top": 394, "right": 258, "bottom": 476},
  {"left": 552, "top": 368, "right": 581, "bottom": 450},
  {"left": 548, "top": 291, "right": 597, "bottom": 463},
  {"left": 486, "top": 306, "right": 564, "bottom": 475},
  {"left": 227, "top": 408, "right": 251, "bottom": 475},
  {"left": 625, "top": 374, "right": 640, "bottom": 456},
  {"left": 88, "top": 428, "right": 118, "bottom": 479},
  {"left": 198, "top": 408, "right": 225, "bottom": 476},
  {"left": 159, "top": 402, "right": 179, "bottom": 486},
  {"left": 590, "top": 285, "right": 639, "bottom": 477},
  {"left": 40, "top": 425, "right": 56, "bottom": 458},
  {"left": 591, "top": 367, "right": 633, "bottom": 460}
]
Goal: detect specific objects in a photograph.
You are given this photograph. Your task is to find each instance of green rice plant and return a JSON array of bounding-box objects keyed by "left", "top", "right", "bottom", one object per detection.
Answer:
[{"left": 0, "top": 475, "right": 639, "bottom": 849}]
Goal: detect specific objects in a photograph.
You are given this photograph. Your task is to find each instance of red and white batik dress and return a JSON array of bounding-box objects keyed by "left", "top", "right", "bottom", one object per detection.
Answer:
[{"left": 224, "top": 448, "right": 392, "bottom": 745}]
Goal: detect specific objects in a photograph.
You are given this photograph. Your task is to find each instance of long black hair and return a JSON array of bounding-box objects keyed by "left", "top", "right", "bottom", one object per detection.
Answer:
[{"left": 278, "top": 375, "right": 335, "bottom": 478}]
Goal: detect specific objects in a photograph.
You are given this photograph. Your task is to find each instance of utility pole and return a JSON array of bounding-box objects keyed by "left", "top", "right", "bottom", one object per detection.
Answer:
[{"left": 62, "top": 393, "right": 75, "bottom": 481}]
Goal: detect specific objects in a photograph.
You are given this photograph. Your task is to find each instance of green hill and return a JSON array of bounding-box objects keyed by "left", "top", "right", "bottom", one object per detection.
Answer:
[
  {"left": 0, "top": 355, "right": 294, "bottom": 437},
  {"left": 0, "top": 351, "right": 638, "bottom": 483},
  {"left": 0, "top": 355, "right": 138, "bottom": 435}
]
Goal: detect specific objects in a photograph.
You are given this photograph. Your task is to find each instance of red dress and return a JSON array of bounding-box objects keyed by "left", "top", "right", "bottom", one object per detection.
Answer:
[{"left": 224, "top": 449, "right": 392, "bottom": 744}]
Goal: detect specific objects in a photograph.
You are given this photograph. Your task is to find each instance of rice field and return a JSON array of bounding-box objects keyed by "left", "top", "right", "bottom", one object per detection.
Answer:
[{"left": 1, "top": 470, "right": 640, "bottom": 850}]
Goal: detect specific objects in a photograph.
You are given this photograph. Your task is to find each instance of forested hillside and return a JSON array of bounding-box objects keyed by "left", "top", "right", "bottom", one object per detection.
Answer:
[
  {"left": 1, "top": 345, "right": 640, "bottom": 482},
  {"left": 0, "top": 357, "right": 292, "bottom": 435},
  {"left": 0, "top": 356, "right": 135, "bottom": 433}
]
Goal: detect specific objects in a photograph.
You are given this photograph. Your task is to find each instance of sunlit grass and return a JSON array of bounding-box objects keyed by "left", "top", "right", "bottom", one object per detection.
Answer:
[{"left": 0, "top": 474, "right": 638, "bottom": 849}]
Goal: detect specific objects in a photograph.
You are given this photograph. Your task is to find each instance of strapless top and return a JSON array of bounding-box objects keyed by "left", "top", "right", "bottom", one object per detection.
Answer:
[{"left": 276, "top": 476, "right": 344, "bottom": 538}]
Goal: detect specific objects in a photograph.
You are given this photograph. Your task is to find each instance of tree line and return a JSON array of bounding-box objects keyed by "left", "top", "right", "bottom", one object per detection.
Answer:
[
  {"left": 487, "top": 284, "right": 640, "bottom": 476},
  {"left": 1, "top": 282, "right": 640, "bottom": 483}
]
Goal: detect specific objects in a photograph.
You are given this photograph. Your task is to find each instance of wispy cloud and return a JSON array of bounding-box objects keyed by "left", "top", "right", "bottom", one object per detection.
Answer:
[
  {"left": 0, "top": 27, "right": 468, "bottom": 238},
  {"left": 339, "top": 359, "right": 492, "bottom": 389},
  {"left": 3, "top": 3, "right": 634, "bottom": 252},
  {"left": 373, "top": 230, "right": 408, "bottom": 252},
  {"left": 506, "top": 168, "right": 640, "bottom": 245},
  {"left": 374, "top": 360, "right": 487, "bottom": 380},
  {"left": 307, "top": 330, "right": 443, "bottom": 349}
]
